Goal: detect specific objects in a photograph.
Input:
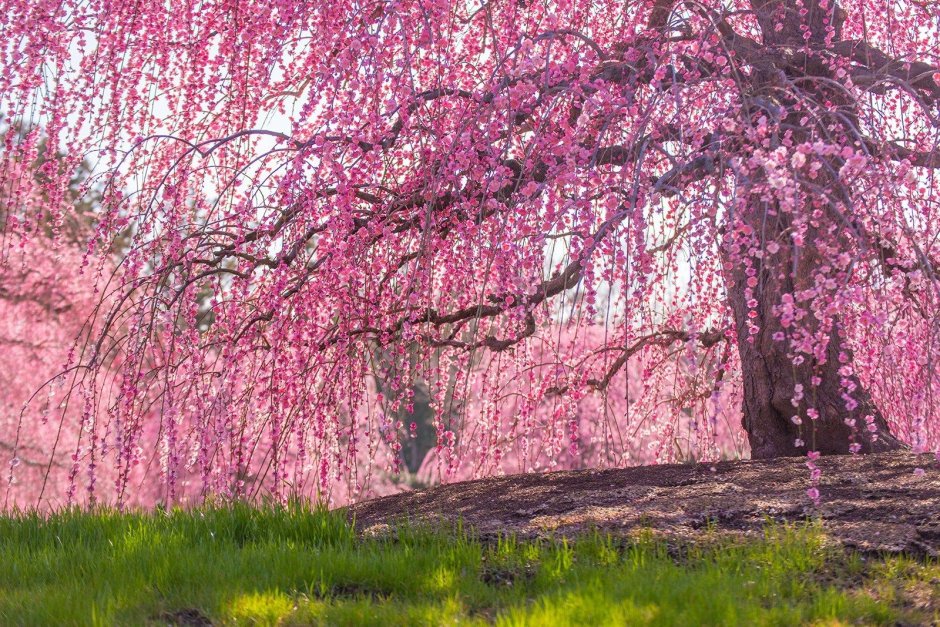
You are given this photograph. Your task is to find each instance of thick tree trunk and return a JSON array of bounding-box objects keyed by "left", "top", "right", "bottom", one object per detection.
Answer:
[
  {"left": 724, "top": 205, "right": 904, "bottom": 459},
  {"left": 727, "top": 276, "right": 904, "bottom": 458},
  {"left": 719, "top": 0, "right": 906, "bottom": 458}
]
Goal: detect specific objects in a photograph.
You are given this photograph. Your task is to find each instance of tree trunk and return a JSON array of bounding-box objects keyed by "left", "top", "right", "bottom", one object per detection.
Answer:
[
  {"left": 720, "top": 0, "right": 906, "bottom": 458},
  {"left": 724, "top": 202, "right": 904, "bottom": 459}
]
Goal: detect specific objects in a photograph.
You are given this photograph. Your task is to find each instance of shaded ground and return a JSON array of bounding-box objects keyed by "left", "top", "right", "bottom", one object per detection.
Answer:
[{"left": 349, "top": 452, "right": 940, "bottom": 556}]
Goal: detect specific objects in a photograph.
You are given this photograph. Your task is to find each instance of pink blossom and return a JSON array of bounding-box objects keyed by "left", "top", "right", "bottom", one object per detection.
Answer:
[{"left": 0, "top": 0, "right": 936, "bottom": 510}]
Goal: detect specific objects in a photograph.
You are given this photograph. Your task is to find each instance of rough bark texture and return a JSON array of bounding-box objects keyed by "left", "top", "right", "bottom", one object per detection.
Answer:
[
  {"left": 726, "top": 226, "right": 903, "bottom": 457},
  {"left": 729, "top": 0, "right": 904, "bottom": 458}
]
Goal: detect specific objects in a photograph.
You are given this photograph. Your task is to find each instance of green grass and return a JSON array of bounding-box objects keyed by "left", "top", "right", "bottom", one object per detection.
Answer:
[{"left": 0, "top": 503, "right": 936, "bottom": 625}]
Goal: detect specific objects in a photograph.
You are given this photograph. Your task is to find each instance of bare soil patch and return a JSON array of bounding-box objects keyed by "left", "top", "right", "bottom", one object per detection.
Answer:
[{"left": 348, "top": 452, "right": 940, "bottom": 556}]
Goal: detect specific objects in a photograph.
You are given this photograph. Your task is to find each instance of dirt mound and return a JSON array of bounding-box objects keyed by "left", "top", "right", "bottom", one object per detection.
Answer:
[{"left": 348, "top": 452, "right": 940, "bottom": 556}]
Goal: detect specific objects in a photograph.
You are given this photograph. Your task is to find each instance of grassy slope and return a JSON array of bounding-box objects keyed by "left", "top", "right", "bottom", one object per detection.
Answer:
[{"left": 0, "top": 504, "right": 937, "bottom": 626}]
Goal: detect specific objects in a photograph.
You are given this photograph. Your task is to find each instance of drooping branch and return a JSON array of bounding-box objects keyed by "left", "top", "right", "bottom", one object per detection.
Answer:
[
  {"left": 234, "top": 143, "right": 721, "bottom": 355},
  {"left": 834, "top": 39, "right": 940, "bottom": 107},
  {"left": 545, "top": 327, "right": 728, "bottom": 396}
]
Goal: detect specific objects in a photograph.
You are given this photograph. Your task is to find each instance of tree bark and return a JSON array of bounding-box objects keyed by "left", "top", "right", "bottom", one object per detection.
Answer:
[
  {"left": 715, "top": 0, "right": 907, "bottom": 458},
  {"left": 725, "top": 227, "right": 904, "bottom": 458}
]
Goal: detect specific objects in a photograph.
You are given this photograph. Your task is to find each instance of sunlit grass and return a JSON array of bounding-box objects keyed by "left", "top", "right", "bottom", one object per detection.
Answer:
[{"left": 0, "top": 503, "right": 936, "bottom": 625}]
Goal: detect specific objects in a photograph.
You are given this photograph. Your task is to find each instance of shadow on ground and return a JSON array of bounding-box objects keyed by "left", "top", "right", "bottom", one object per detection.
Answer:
[{"left": 348, "top": 453, "right": 940, "bottom": 556}]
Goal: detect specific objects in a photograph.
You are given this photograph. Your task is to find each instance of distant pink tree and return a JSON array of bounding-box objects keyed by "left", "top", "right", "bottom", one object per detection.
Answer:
[
  {"left": 413, "top": 324, "right": 745, "bottom": 485},
  {"left": 0, "top": 213, "right": 401, "bottom": 508},
  {"left": 1, "top": 0, "right": 938, "bottom": 505}
]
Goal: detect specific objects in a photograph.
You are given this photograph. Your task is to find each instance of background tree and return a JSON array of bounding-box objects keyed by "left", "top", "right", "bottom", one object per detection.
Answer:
[
  {"left": 0, "top": 124, "right": 123, "bottom": 507},
  {"left": 1, "top": 0, "right": 938, "bottom": 505}
]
